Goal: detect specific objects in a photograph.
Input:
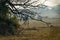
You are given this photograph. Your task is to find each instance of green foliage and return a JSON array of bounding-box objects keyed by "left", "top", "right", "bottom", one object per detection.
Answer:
[{"left": 0, "top": 1, "right": 20, "bottom": 35}]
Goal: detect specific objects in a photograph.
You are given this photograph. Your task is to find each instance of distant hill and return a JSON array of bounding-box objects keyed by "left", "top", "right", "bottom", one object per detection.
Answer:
[{"left": 30, "top": 5, "right": 60, "bottom": 18}]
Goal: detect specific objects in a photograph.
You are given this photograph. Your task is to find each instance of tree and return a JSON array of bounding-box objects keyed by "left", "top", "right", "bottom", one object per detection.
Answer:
[
  {"left": 0, "top": 0, "right": 52, "bottom": 36},
  {"left": 0, "top": 0, "right": 20, "bottom": 35}
]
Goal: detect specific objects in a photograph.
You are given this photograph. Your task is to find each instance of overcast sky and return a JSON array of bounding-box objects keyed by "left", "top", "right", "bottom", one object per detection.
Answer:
[
  {"left": 30, "top": 0, "right": 60, "bottom": 18},
  {"left": 15, "top": 0, "right": 60, "bottom": 8},
  {"left": 31, "top": 0, "right": 60, "bottom": 7},
  {"left": 17, "top": 0, "right": 60, "bottom": 18}
]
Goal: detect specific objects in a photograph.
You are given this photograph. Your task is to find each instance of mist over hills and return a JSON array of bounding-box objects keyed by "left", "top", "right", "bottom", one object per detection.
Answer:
[
  {"left": 11, "top": 0, "right": 60, "bottom": 18},
  {"left": 30, "top": 5, "right": 60, "bottom": 18},
  {"left": 16, "top": 4, "right": 60, "bottom": 21}
]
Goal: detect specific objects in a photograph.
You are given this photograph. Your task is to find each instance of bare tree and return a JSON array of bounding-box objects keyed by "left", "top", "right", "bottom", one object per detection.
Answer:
[{"left": 0, "top": 0, "right": 53, "bottom": 35}]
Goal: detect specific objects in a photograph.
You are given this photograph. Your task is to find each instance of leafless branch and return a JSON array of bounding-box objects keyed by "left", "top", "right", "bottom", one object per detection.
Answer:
[
  {"left": 23, "top": 0, "right": 30, "bottom": 4},
  {"left": 28, "top": 0, "right": 39, "bottom": 5},
  {"left": 11, "top": 0, "right": 49, "bottom": 9}
]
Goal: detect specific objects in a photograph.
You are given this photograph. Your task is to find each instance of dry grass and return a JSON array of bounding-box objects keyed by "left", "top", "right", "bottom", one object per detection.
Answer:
[
  {"left": 0, "top": 27, "right": 60, "bottom": 40},
  {"left": 0, "top": 20, "right": 60, "bottom": 40}
]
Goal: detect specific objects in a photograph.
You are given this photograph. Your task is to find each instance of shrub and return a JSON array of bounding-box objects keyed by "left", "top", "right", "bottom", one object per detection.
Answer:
[{"left": 0, "top": 1, "right": 20, "bottom": 36}]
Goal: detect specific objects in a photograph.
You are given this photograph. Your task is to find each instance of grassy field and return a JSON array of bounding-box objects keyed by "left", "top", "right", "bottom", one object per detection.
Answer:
[
  {"left": 0, "top": 19, "right": 60, "bottom": 40},
  {"left": 0, "top": 27, "right": 60, "bottom": 40}
]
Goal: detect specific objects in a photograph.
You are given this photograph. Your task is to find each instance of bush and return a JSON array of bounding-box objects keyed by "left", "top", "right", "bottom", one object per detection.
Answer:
[
  {"left": 0, "top": 15, "right": 20, "bottom": 35},
  {"left": 0, "top": 2, "right": 20, "bottom": 36}
]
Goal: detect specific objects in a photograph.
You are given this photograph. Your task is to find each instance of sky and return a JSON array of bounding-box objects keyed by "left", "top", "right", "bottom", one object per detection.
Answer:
[
  {"left": 15, "top": 0, "right": 60, "bottom": 18},
  {"left": 31, "top": 0, "right": 60, "bottom": 7},
  {"left": 30, "top": 0, "right": 60, "bottom": 18},
  {"left": 15, "top": 0, "right": 60, "bottom": 8}
]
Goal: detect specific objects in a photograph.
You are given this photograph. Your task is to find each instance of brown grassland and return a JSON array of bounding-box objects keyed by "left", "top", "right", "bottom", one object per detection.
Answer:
[{"left": 0, "top": 20, "right": 60, "bottom": 40}]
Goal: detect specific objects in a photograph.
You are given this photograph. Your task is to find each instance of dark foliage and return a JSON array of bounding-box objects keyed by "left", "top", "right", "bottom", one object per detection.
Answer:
[{"left": 0, "top": 0, "right": 20, "bottom": 36}]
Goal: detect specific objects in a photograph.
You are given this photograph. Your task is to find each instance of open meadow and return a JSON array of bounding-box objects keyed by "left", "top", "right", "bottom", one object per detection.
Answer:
[{"left": 0, "top": 18, "right": 60, "bottom": 40}]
